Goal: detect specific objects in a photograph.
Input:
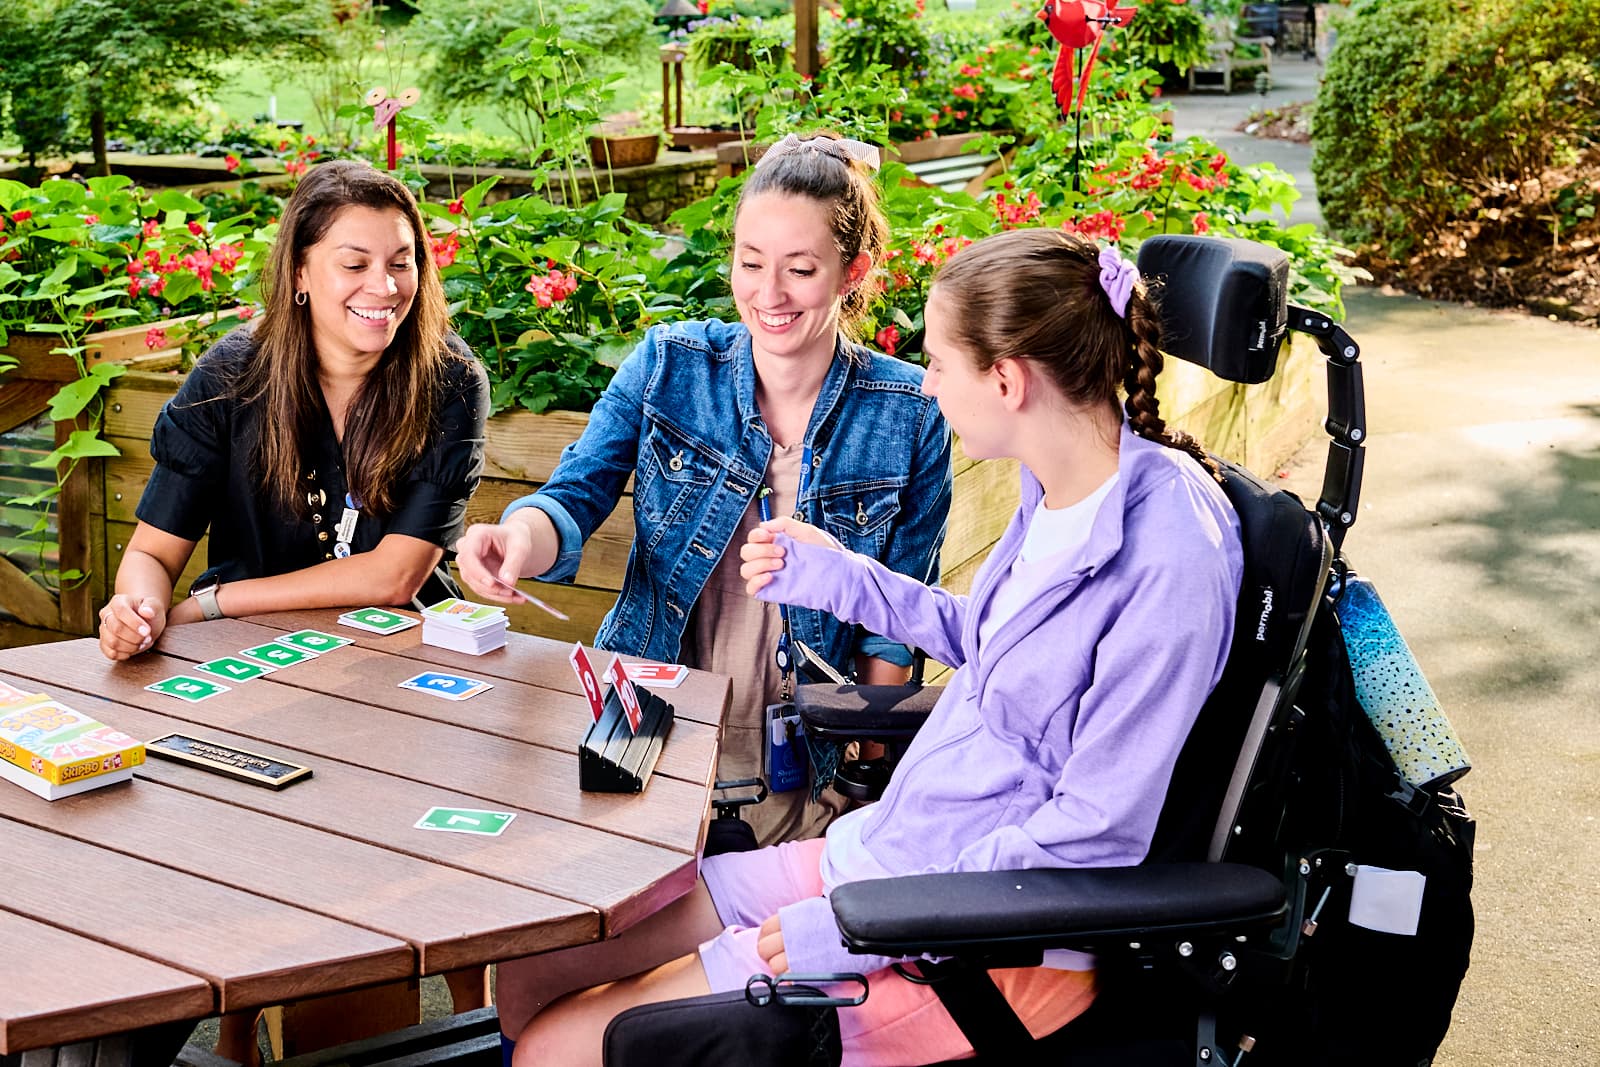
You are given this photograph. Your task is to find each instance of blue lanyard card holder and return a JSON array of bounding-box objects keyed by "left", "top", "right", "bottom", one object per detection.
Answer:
[{"left": 765, "top": 701, "right": 809, "bottom": 794}]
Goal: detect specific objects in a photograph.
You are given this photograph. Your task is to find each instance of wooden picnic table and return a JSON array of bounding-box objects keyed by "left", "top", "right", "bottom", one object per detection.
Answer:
[{"left": 0, "top": 611, "right": 730, "bottom": 1061}]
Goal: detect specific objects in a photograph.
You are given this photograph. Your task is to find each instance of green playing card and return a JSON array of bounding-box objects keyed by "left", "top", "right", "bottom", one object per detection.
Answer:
[
  {"left": 146, "top": 675, "right": 231, "bottom": 702},
  {"left": 239, "top": 642, "right": 314, "bottom": 668},
  {"left": 414, "top": 806, "right": 516, "bottom": 836},
  {"left": 278, "top": 629, "right": 353, "bottom": 653},
  {"left": 195, "top": 656, "right": 273, "bottom": 682},
  {"left": 338, "top": 607, "right": 419, "bottom": 634}
]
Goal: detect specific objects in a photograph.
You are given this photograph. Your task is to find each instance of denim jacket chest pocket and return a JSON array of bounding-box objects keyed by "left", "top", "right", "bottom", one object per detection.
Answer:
[
  {"left": 637, "top": 420, "right": 718, "bottom": 524},
  {"left": 818, "top": 481, "right": 905, "bottom": 554}
]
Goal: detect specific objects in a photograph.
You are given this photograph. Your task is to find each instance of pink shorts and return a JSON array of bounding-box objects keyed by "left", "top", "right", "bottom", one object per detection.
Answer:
[{"left": 698, "top": 839, "right": 1097, "bottom": 1067}]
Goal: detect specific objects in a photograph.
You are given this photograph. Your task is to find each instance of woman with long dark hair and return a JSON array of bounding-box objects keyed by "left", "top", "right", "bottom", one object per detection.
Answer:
[{"left": 98, "top": 159, "right": 488, "bottom": 657}]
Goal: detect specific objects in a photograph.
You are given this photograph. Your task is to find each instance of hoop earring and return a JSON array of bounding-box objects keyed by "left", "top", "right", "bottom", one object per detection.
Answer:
[{"left": 294, "top": 290, "right": 308, "bottom": 306}]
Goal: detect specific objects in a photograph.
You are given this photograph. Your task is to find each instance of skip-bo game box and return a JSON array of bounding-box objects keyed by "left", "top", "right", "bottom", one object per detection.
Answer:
[{"left": 0, "top": 686, "right": 145, "bottom": 800}]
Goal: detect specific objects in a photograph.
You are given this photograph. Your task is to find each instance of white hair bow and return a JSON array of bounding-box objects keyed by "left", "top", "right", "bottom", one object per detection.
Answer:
[{"left": 756, "top": 133, "right": 881, "bottom": 171}]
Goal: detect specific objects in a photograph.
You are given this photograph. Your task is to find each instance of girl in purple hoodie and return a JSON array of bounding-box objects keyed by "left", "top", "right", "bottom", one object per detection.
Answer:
[{"left": 505, "top": 229, "right": 1244, "bottom": 1067}]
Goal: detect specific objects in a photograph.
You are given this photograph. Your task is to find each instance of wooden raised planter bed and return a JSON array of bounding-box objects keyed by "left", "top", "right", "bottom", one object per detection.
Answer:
[
  {"left": 14, "top": 334, "right": 1313, "bottom": 641},
  {"left": 90, "top": 375, "right": 1022, "bottom": 644}
]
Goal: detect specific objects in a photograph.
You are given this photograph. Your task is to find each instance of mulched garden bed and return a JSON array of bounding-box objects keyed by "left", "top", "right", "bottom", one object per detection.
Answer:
[{"left": 1241, "top": 106, "right": 1599, "bottom": 327}]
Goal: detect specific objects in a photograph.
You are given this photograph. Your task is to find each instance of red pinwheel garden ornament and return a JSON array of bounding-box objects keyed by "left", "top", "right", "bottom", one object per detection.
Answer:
[{"left": 1037, "top": 0, "right": 1137, "bottom": 122}]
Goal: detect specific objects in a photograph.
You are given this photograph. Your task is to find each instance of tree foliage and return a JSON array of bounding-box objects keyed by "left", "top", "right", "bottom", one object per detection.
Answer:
[
  {"left": 0, "top": 0, "right": 326, "bottom": 173},
  {"left": 1314, "top": 0, "right": 1600, "bottom": 254}
]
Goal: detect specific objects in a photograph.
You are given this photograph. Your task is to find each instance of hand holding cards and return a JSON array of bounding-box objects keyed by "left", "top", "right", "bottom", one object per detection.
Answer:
[{"left": 420, "top": 598, "right": 508, "bottom": 655}]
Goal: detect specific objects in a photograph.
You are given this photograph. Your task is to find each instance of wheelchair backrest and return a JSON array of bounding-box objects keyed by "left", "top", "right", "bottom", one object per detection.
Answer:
[{"left": 1136, "top": 236, "right": 1345, "bottom": 869}]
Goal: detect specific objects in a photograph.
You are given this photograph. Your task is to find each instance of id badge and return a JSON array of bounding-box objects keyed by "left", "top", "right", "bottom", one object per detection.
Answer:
[{"left": 764, "top": 702, "right": 808, "bottom": 794}]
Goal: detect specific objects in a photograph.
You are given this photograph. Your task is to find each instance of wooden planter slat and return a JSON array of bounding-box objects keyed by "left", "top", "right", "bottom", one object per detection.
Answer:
[{"left": 51, "top": 334, "right": 1314, "bottom": 642}]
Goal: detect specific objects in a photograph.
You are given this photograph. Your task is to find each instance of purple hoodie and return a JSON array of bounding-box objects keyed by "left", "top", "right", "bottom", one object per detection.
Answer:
[{"left": 757, "top": 423, "right": 1244, "bottom": 975}]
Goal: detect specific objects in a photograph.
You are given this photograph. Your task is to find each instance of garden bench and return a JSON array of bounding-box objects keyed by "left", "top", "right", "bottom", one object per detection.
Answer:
[
  {"left": 1189, "top": 13, "right": 1274, "bottom": 94},
  {"left": 902, "top": 151, "right": 1003, "bottom": 194}
]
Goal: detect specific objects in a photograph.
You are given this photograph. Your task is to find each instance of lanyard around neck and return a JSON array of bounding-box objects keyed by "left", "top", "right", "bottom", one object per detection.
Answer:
[{"left": 758, "top": 445, "right": 813, "bottom": 698}]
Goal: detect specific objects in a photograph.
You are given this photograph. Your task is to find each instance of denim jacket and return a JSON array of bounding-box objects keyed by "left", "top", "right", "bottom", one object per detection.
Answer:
[{"left": 504, "top": 318, "right": 953, "bottom": 672}]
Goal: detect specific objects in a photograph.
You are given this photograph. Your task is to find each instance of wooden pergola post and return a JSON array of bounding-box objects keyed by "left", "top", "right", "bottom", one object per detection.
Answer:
[{"left": 794, "top": 0, "right": 819, "bottom": 79}]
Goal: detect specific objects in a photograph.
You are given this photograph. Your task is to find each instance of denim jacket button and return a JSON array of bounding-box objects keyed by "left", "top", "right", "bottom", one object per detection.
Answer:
[{"left": 668, "top": 450, "right": 685, "bottom": 473}]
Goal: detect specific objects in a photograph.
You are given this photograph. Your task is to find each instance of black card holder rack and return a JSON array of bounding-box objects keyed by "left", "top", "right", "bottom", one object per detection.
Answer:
[{"left": 579, "top": 687, "right": 675, "bottom": 792}]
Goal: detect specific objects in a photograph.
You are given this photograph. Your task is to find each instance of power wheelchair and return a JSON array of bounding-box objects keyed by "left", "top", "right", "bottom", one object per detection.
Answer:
[{"left": 603, "top": 235, "right": 1459, "bottom": 1067}]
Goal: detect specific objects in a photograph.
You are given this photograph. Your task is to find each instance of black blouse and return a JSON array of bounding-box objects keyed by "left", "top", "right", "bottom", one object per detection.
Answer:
[{"left": 136, "top": 327, "right": 490, "bottom": 606}]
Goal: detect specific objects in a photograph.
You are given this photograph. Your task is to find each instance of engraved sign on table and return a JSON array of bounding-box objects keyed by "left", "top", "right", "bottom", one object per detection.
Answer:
[{"left": 145, "top": 733, "right": 313, "bottom": 789}]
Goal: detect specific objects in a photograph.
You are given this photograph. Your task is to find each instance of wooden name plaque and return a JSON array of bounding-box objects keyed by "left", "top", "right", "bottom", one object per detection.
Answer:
[{"left": 145, "top": 733, "right": 313, "bottom": 790}]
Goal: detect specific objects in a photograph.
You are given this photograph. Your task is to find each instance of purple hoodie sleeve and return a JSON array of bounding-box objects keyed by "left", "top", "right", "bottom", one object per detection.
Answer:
[
  {"left": 757, "top": 533, "right": 969, "bottom": 670},
  {"left": 776, "top": 895, "right": 902, "bottom": 977}
]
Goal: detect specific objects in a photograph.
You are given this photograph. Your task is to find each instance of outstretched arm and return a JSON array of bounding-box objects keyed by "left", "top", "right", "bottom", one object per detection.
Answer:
[{"left": 742, "top": 520, "right": 968, "bottom": 669}]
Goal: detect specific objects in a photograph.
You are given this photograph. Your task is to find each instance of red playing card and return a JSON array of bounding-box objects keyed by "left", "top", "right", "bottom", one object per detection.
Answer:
[
  {"left": 622, "top": 662, "right": 689, "bottom": 689},
  {"left": 604, "top": 654, "right": 644, "bottom": 734},
  {"left": 569, "top": 643, "right": 605, "bottom": 722}
]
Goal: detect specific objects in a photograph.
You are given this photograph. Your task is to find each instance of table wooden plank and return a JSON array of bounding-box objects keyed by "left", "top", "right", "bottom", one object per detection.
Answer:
[
  {"left": 0, "top": 909, "right": 212, "bottom": 1055},
  {"left": 0, "top": 648, "right": 710, "bottom": 855},
  {"left": 0, "top": 680, "right": 697, "bottom": 937},
  {"left": 247, "top": 610, "right": 734, "bottom": 730},
  {"left": 146, "top": 620, "right": 719, "bottom": 787},
  {"left": 0, "top": 775, "right": 594, "bottom": 975},
  {"left": 0, "top": 817, "right": 412, "bottom": 1013}
]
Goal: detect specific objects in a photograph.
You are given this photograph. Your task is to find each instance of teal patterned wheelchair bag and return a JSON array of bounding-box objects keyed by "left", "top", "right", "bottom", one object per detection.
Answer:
[{"left": 1337, "top": 574, "right": 1471, "bottom": 789}]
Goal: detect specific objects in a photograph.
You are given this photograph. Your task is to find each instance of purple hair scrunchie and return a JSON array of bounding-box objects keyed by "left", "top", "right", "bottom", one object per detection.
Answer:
[{"left": 1097, "top": 245, "right": 1139, "bottom": 319}]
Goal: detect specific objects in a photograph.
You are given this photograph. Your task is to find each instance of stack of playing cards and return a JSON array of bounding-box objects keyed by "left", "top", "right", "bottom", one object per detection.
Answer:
[{"left": 421, "top": 598, "right": 508, "bottom": 655}]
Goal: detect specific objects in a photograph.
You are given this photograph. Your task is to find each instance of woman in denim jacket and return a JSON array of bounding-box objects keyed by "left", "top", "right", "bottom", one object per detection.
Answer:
[{"left": 456, "top": 133, "right": 952, "bottom": 858}]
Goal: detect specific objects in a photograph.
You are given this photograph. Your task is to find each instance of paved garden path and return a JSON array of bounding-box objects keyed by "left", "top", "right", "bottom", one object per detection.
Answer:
[{"left": 1171, "top": 60, "right": 1600, "bottom": 1065}]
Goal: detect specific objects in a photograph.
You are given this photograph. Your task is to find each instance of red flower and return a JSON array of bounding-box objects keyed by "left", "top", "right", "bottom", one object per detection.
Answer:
[
  {"left": 142, "top": 219, "right": 159, "bottom": 238},
  {"left": 144, "top": 327, "right": 168, "bottom": 350},
  {"left": 238, "top": 305, "right": 256, "bottom": 320},
  {"left": 1192, "top": 212, "right": 1210, "bottom": 235},
  {"left": 128, "top": 279, "right": 142, "bottom": 298},
  {"left": 448, "top": 199, "right": 464, "bottom": 215},
  {"left": 277, "top": 140, "right": 290, "bottom": 152},
  {"left": 84, "top": 213, "right": 99, "bottom": 225},
  {"left": 875, "top": 324, "right": 901, "bottom": 355},
  {"left": 697, "top": 0, "right": 709, "bottom": 11},
  {"left": 430, "top": 233, "right": 461, "bottom": 268},
  {"left": 10, "top": 210, "right": 31, "bottom": 223},
  {"left": 225, "top": 154, "right": 240, "bottom": 172},
  {"left": 187, "top": 221, "right": 204, "bottom": 236}
]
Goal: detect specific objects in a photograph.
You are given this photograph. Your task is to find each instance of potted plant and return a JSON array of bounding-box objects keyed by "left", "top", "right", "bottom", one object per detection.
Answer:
[{"left": 587, "top": 120, "right": 663, "bottom": 170}]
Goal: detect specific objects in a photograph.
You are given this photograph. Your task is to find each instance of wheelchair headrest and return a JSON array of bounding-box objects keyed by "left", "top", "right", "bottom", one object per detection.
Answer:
[{"left": 1136, "top": 236, "right": 1290, "bottom": 385}]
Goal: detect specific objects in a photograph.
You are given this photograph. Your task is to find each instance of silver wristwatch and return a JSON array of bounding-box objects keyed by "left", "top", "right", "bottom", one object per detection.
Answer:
[{"left": 191, "top": 576, "right": 225, "bottom": 621}]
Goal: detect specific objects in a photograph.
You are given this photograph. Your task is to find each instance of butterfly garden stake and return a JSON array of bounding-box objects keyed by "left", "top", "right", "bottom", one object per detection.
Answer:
[{"left": 365, "top": 86, "right": 421, "bottom": 170}]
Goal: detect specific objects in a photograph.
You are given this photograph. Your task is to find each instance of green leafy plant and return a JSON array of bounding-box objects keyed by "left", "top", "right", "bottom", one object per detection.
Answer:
[
  {"left": 414, "top": 0, "right": 657, "bottom": 161},
  {"left": 1118, "top": 0, "right": 1213, "bottom": 75}
]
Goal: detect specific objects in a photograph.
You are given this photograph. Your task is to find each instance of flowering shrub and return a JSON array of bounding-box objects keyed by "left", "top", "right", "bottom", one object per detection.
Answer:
[
  {"left": 0, "top": 176, "right": 267, "bottom": 349},
  {"left": 421, "top": 178, "right": 680, "bottom": 414}
]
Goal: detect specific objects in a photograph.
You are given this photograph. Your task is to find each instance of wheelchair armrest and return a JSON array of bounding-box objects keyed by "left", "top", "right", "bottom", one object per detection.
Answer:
[
  {"left": 794, "top": 683, "right": 943, "bottom": 742},
  {"left": 829, "top": 863, "right": 1287, "bottom": 958}
]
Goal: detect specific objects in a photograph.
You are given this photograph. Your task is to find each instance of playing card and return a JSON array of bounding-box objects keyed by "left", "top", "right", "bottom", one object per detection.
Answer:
[
  {"left": 194, "top": 656, "right": 274, "bottom": 683},
  {"left": 338, "top": 608, "right": 420, "bottom": 634},
  {"left": 277, "top": 629, "right": 353, "bottom": 653},
  {"left": 604, "top": 654, "right": 643, "bottom": 733},
  {"left": 421, "top": 598, "right": 506, "bottom": 629},
  {"left": 569, "top": 643, "right": 605, "bottom": 721},
  {"left": 146, "top": 675, "right": 231, "bottom": 702},
  {"left": 398, "top": 671, "right": 494, "bottom": 701},
  {"left": 623, "top": 662, "right": 689, "bottom": 689},
  {"left": 239, "top": 642, "right": 315, "bottom": 668},
  {"left": 414, "top": 806, "right": 515, "bottom": 835}
]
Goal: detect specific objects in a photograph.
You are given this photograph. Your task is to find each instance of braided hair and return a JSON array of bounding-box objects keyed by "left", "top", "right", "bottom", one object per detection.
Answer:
[{"left": 930, "top": 228, "right": 1219, "bottom": 479}]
